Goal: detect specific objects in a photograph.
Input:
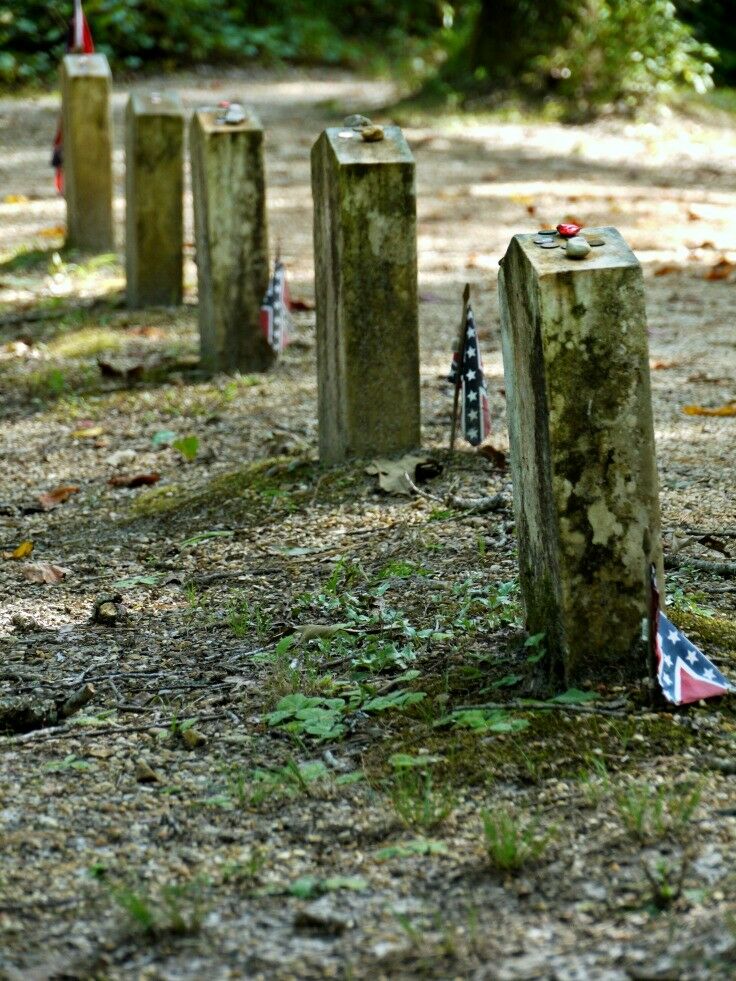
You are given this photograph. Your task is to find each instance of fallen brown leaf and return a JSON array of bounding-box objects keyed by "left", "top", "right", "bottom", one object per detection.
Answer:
[
  {"left": 477, "top": 444, "right": 508, "bottom": 469},
  {"left": 71, "top": 425, "right": 105, "bottom": 439},
  {"left": 97, "top": 356, "right": 146, "bottom": 380},
  {"left": 366, "top": 455, "right": 441, "bottom": 496},
  {"left": 5, "top": 540, "right": 33, "bottom": 560},
  {"left": 654, "top": 265, "right": 680, "bottom": 277},
  {"left": 108, "top": 472, "right": 161, "bottom": 489},
  {"left": 38, "top": 485, "right": 80, "bottom": 510},
  {"left": 126, "top": 325, "right": 166, "bottom": 339},
  {"left": 290, "top": 298, "right": 315, "bottom": 312},
  {"left": 704, "top": 258, "right": 734, "bottom": 282},
  {"left": 682, "top": 402, "right": 736, "bottom": 417},
  {"left": 22, "top": 562, "right": 69, "bottom": 585}
]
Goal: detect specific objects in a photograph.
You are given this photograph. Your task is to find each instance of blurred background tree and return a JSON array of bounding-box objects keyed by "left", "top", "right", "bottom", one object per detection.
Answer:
[{"left": 0, "top": 0, "right": 729, "bottom": 119}]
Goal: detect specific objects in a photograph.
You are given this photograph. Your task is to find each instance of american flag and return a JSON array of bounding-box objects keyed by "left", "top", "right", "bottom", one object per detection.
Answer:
[
  {"left": 448, "top": 304, "right": 491, "bottom": 447},
  {"left": 51, "top": 1, "right": 95, "bottom": 194},
  {"left": 651, "top": 566, "right": 734, "bottom": 705},
  {"left": 260, "top": 258, "right": 292, "bottom": 354}
]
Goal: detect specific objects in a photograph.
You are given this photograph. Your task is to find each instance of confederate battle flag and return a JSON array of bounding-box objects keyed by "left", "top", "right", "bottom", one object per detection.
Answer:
[
  {"left": 448, "top": 303, "right": 491, "bottom": 447},
  {"left": 260, "top": 258, "right": 292, "bottom": 354},
  {"left": 51, "top": 1, "right": 95, "bottom": 193},
  {"left": 651, "top": 565, "right": 734, "bottom": 705}
]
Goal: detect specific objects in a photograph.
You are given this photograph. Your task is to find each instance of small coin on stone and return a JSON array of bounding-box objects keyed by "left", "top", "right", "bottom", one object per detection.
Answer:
[
  {"left": 537, "top": 229, "right": 558, "bottom": 236},
  {"left": 586, "top": 235, "right": 605, "bottom": 246},
  {"left": 540, "top": 240, "right": 560, "bottom": 249}
]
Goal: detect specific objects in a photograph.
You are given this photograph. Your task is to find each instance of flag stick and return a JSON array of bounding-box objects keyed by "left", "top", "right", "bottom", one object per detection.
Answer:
[{"left": 449, "top": 283, "right": 471, "bottom": 452}]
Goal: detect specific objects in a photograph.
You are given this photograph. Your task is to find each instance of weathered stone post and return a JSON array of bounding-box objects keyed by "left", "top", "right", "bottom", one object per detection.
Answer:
[
  {"left": 311, "top": 126, "right": 420, "bottom": 463},
  {"left": 190, "top": 107, "right": 271, "bottom": 373},
  {"left": 125, "top": 92, "right": 185, "bottom": 308},
  {"left": 498, "top": 227, "right": 663, "bottom": 687},
  {"left": 61, "top": 53, "right": 114, "bottom": 252}
]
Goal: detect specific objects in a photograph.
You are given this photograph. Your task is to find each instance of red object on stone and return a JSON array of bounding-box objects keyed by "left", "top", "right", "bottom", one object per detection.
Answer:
[{"left": 556, "top": 223, "right": 582, "bottom": 238}]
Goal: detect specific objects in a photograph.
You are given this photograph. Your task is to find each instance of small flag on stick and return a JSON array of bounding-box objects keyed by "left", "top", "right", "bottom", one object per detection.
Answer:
[
  {"left": 449, "top": 286, "right": 491, "bottom": 448},
  {"left": 51, "top": 1, "right": 95, "bottom": 194},
  {"left": 260, "top": 257, "right": 292, "bottom": 354},
  {"left": 650, "top": 565, "right": 734, "bottom": 705}
]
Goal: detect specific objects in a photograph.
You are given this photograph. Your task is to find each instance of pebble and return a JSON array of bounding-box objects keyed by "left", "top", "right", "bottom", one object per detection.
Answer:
[
  {"left": 134, "top": 759, "right": 159, "bottom": 783},
  {"left": 343, "top": 114, "right": 372, "bottom": 128},
  {"left": 182, "top": 728, "right": 207, "bottom": 749},
  {"left": 361, "top": 125, "right": 385, "bottom": 142},
  {"left": 565, "top": 236, "right": 592, "bottom": 259}
]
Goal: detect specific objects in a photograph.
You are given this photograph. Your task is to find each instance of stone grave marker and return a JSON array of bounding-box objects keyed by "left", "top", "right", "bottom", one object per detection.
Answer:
[
  {"left": 190, "top": 106, "right": 271, "bottom": 373},
  {"left": 498, "top": 227, "right": 663, "bottom": 686},
  {"left": 61, "top": 53, "right": 114, "bottom": 252},
  {"left": 311, "top": 124, "right": 420, "bottom": 463},
  {"left": 125, "top": 92, "right": 185, "bottom": 308}
]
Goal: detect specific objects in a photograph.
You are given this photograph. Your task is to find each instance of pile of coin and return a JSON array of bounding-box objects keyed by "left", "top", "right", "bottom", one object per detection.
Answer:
[{"left": 532, "top": 226, "right": 605, "bottom": 258}]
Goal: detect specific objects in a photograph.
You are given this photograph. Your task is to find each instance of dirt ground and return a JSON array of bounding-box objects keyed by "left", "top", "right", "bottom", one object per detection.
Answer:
[{"left": 1, "top": 67, "right": 735, "bottom": 980}]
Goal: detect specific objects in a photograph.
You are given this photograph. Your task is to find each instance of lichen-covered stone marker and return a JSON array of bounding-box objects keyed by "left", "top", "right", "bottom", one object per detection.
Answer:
[
  {"left": 125, "top": 92, "right": 185, "bottom": 308},
  {"left": 190, "top": 106, "right": 271, "bottom": 373},
  {"left": 61, "top": 54, "right": 114, "bottom": 252},
  {"left": 498, "top": 227, "right": 663, "bottom": 686},
  {"left": 311, "top": 125, "right": 420, "bottom": 463}
]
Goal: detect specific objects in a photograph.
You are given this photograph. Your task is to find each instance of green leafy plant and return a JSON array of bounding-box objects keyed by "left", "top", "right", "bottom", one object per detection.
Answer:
[
  {"left": 481, "top": 806, "right": 552, "bottom": 872},
  {"left": 288, "top": 875, "right": 368, "bottom": 899},
  {"left": 441, "top": 709, "right": 529, "bottom": 734},
  {"left": 643, "top": 853, "right": 690, "bottom": 910},
  {"left": 111, "top": 878, "right": 207, "bottom": 938},
  {"left": 615, "top": 780, "right": 702, "bottom": 843},
  {"left": 266, "top": 693, "right": 347, "bottom": 741},
  {"left": 44, "top": 754, "right": 91, "bottom": 772},
  {"left": 376, "top": 838, "right": 449, "bottom": 860},
  {"left": 227, "top": 595, "right": 272, "bottom": 640},
  {"left": 221, "top": 847, "right": 267, "bottom": 885},
  {"left": 387, "top": 769, "right": 456, "bottom": 831},
  {"left": 173, "top": 435, "right": 199, "bottom": 461}
]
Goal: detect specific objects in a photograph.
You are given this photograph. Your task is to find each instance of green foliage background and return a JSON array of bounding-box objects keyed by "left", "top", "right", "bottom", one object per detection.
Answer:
[{"left": 0, "top": 0, "right": 732, "bottom": 114}]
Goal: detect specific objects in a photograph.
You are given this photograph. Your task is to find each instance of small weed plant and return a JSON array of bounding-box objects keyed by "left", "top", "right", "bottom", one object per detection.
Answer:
[
  {"left": 388, "top": 769, "right": 456, "bottom": 831},
  {"left": 615, "top": 780, "right": 702, "bottom": 844},
  {"left": 481, "top": 806, "right": 552, "bottom": 872},
  {"left": 111, "top": 878, "right": 207, "bottom": 938}
]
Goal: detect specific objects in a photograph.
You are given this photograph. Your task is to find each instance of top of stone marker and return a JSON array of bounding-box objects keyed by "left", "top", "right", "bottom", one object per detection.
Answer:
[
  {"left": 129, "top": 91, "right": 184, "bottom": 116},
  {"left": 507, "top": 227, "right": 639, "bottom": 276},
  {"left": 194, "top": 106, "right": 262, "bottom": 133},
  {"left": 321, "top": 125, "right": 413, "bottom": 166},
  {"left": 62, "top": 53, "right": 111, "bottom": 78}
]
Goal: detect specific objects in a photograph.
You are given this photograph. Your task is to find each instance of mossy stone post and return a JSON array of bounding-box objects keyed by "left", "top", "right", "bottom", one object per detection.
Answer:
[
  {"left": 61, "top": 54, "right": 114, "bottom": 252},
  {"left": 190, "top": 107, "right": 271, "bottom": 373},
  {"left": 311, "top": 126, "right": 420, "bottom": 463},
  {"left": 498, "top": 227, "right": 663, "bottom": 687},
  {"left": 125, "top": 92, "right": 185, "bottom": 308}
]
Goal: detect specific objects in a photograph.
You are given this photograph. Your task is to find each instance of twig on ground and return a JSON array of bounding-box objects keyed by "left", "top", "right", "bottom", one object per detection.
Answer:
[
  {"left": 664, "top": 555, "right": 736, "bottom": 578},
  {"left": 404, "top": 473, "right": 507, "bottom": 514},
  {"left": 451, "top": 698, "right": 630, "bottom": 716},
  {"left": 2, "top": 712, "right": 228, "bottom": 747}
]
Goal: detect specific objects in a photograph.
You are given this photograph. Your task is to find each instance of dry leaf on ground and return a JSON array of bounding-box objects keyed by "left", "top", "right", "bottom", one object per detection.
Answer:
[
  {"left": 366, "top": 455, "right": 441, "bottom": 495},
  {"left": 70, "top": 426, "right": 105, "bottom": 439},
  {"left": 37, "top": 485, "right": 80, "bottom": 510},
  {"left": 704, "top": 258, "right": 734, "bottom": 281},
  {"left": 108, "top": 472, "right": 161, "bottom": 488},
  {"left": 4, "top": 540, "right": 33, "bottom": 560},
  {"left": 21, "top": 562, "right": 69, "bottom": 584},
  {"left": 477, "top": 443, "right": 508, "bottom": 469},
  {"left": 682, "top": 402, "right": 736, "bottom": 417}
]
